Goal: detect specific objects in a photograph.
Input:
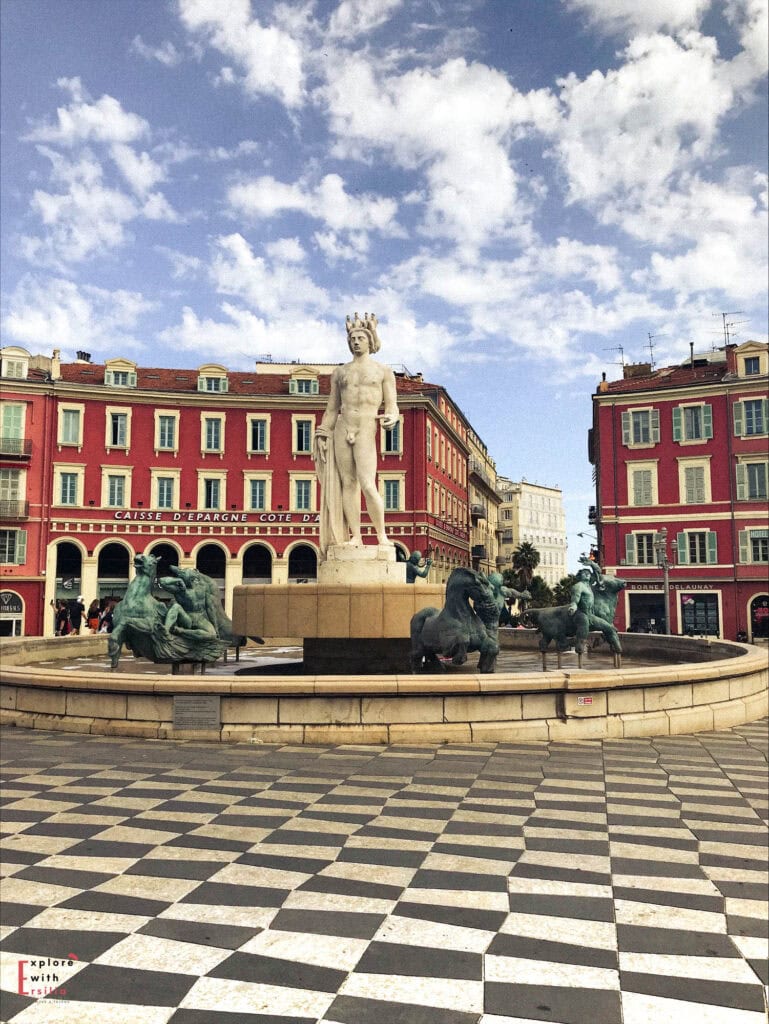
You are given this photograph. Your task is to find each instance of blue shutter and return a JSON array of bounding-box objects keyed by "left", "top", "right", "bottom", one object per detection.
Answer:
[
  {"left": 738, "top": 530, "right": 749, "bottom": 563},
  {"left": 651, "top": 409, "right": 660, "bottom": 443},
  {"left": 672, "top": 407, "right": 682, "bottom": 442},
  {"left": 677, "top": 532, "right": 688, "bottom": 564},
  {"left": 621, "top": 412, "right": 631, "bottom": 445},
  {"left": 707, "top": 532, "right": 718, "bottom": 564},
  {"left": 702, "top": 404, "right": 713, "bottom": 439},
  {"left": 625, "top": 534, "right": 636, "bottom": 564},
  {"left": 735, "top": 463, "right": 747, "bottom": 500},
  {"left": 733, "top": 402, "right": 743, "bottom": 436}
]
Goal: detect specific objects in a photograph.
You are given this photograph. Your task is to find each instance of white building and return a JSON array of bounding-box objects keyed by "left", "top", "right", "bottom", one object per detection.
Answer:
[{"left": 497, "top": 478, "right": 568, "bottom": 587}]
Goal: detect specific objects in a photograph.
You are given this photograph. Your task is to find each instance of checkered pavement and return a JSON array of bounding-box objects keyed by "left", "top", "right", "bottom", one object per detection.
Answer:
[{"left": 1, "top": 722, "right": 767, "bottom": 1024}]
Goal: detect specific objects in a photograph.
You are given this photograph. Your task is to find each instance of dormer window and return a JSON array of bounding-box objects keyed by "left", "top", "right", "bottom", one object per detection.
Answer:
[
  {"left": 104, "top": 358, "right": 137, "bottom": 388},
  {"left": 289, "top": 369, "right": 319, "bottom": 395},
  {"left": 197, "top": 364, "right": 229, "bottom": 393},
  {"left": 735, "top": 342, "right": 768, "bottom": 378},
  {"left": 0, "top": 346, "right": 30, "bottom": 380},
  {"left": 744, "top": 357, "right": 760, "bottom": 376}
]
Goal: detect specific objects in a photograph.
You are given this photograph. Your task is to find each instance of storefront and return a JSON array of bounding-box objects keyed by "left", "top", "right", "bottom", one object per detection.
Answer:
[
  {"left": 676, "top": 588, "right": 722, "bottom": 637},
  {"left": 0, "top": 590, "right": 23, "bottom": 637}
]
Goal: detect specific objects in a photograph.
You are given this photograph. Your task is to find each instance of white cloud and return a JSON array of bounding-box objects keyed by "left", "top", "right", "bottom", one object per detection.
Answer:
[
  {"left": 327, "top": 0, "right": 404, "bottom": 38},
  {"left": 2, "top": 274, "right": 153, "bottom": 355},
  {"left": 110, "top": 143, "right": 166, "bottom": 196},
  {"left": 563, "top": 0, "right": 712, "bottom": 36},
  {"left": 178, "top": 0, "right": 305, "bottom": 107},
  {"left": 25, "top": 81, "right": 149, "bottom": 146},
  {"left": 264, "top": 237, "right": 306, "bottom": 262},
  {"left": 130, "top": 34, "right": 183, "bottom": 66},
  {"left": 208, "top": 232, "right": 331, "bottom": 316},
  {"left": 724, "top": 0, "right": 769, "bottom": 88},
  {"left": 227, "top": 173, "right": 399, "bottom": 238}
]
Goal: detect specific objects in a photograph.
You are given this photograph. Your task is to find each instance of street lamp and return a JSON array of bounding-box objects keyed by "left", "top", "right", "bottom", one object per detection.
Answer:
[
  {"left": 653, "top": 528, "right": 675, "bottom": 634},
  {"left": 577, "top": 531, "right": 597, "bottom": 542}
]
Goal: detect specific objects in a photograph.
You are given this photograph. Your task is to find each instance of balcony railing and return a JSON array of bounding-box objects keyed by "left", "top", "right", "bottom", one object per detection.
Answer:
[
  {"left": 0, "top": 500, "right": 30, "bottom": 520},
  {"left": 0, "top": 437, "right": 32, "bottom": 458},
  {"left": 470, "top": 503, "right": 486, "bottom": 520},
  {"left": 471, "top": 545, "right": 488, "bottom": 559}
]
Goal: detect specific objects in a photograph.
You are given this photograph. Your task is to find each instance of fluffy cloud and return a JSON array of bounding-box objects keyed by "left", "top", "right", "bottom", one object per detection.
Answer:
[
  {"left": 2, "top": 275, "right": 154, "bottom": 355},
  {"left": 130, "top": 35, "right": 183, "bottom": 66},
  {"left": 110, "top": 143, "right": 166, "bottom": 196},
  {"left": 563, "top": 0, "right": 712, "bottom": 36},
  {"left": 25, "top": 78, "right": 148, "bottom": 146},
  {"left": 327, "top": 0, "right": 404, "bottom": 38},
  {"left": 178, "top": 0, "right": 305, "bottom": 107}
]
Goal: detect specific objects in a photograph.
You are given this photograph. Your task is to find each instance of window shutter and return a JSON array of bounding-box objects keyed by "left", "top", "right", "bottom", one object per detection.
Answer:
[
  {"left": 735, "top": 463, "right": 747, "bottom": 500},
  {"left": 128, "top": 372, "right": 137, "bottom": 387},
  {"left": 311, "top": 379, "right": 319, "bottom": 395},
  {"left": 762, "top": 399, "right": 769, "bottom": 430},
  {"left": 676, "top": 531, "right": 688, "bottom": 564},
  {"left": 625, "top": 534, "right": 636, "bottom": 565},
  {"left": 702, "top": 404, "right": 713, "bottom": 439},
  {"left": 621, "top": 412, "right": 631, "bottom": 445},
  {"left": 738, "top": 529, "right": 749, "bottom": 563},
  {"left": 220, "top": 379, "right": 228, "bottom": 393},
  {"left": 104, "top": 370, "right": 113, "bottom": 386},
  {"left": 651, "top": 409, "right": 660, "bottom": 443},
  {"left": 733, "top": 401, "right": 743, "bottom": 436},
  {"left": 672, "top": 407, "right": 682, "bottom": 442},
  {"left": 16, "top": 530, "right": 27, "bottom": 564},
  {"left": 707, "top": 532, "right": 718, "bottom": 564},
  {"left": 289, "top": 379, "right": 297, "bottom": 394},
  {"left": 197, "top": 377, "right": 206, "bottom": 391}
]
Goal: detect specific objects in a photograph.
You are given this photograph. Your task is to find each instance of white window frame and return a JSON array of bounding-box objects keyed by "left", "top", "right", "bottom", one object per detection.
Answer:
[
  {"left": 246, "top": 414, "right": 271, "bottom": 455},
  {"left": 0, "top": 528, "right": 27, "bottom": 565},
  {"left": 57, "top": 403, "right": 85, "bottom": 450},
  {"left": 738, "top": 528, "right": 769, "bottom": 563},
  {"left": 197, "top": 469, "right": 227, "bottom": 510},
  {"left": 672, "top": 402, "right": 713, "bottom": 445},
  {"left": 288, "top": 472, "right": 317, "bottom": 513},
  {"left": 150, "top": 468, "right": 181, "bottom": 511},
  {"left": 0, "top": 467, "right": 24, "bottom": 502},
  {"left": 104, "top": 359, "right": 137, "bottom": 388},
  {"left": 291, "top": 415, "right": 314, "bottom": 456},
  {"left": 200, "top": 413, "right": 225, "bottom": 456},
  {"left": 622, "top": 406, "right": 660, "bottom": 448},
  {"left": 677, "top": 456, "right": 712, "bottom": 505},
  {"left": 627, "top": 460, "right": 658, "bottom": 507},
  {"left": 53, "top": 464, "right": 85, "bottom": 508},
  {"left": 154, "top": 410, "right": 180, "bottom": 454},
  {"left": 243, "top": 471, "right": 272, "bottom": 512},
  {"left": 289, "top": 372, "right": 319, "bottom": 395},
  {"left": 1, "top": 402, "right": 26, "bottom": 445},
  {"left": 379, "top": 471, "right": 406, "bottom": 512},
  {"left": 101, "top": 466, "right": 132, "bottom": 509},
  {"left": 197, "top": 364, "right": 229, "bottom": 393},
  {"left": 105, "top": 406, "right": 132, "bottom": 453},
  {"left": 381, "top": 415, "right": 404, "bottom": 455},
  {"left": 734, "top": 397, "right": 768, "bottom": 438}
]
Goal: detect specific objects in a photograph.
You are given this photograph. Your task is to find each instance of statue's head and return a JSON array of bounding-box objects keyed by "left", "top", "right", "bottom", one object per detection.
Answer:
[
  {"left": 577, "top": 567, "right": 592, "bottom": 581},
  {"left": 488, "top": 572, "right": 503, "bottom": 589},
  {"left": 346, "top": 311, "right": 380, "bottom": 354},
  {"left": 408, "top": 551, "right": 422, "bottom": 565}
]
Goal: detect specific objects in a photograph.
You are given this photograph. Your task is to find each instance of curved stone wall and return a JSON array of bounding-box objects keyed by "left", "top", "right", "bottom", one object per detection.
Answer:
[{"left": 1, "top": 633, "right": 766, "bottom": 743}]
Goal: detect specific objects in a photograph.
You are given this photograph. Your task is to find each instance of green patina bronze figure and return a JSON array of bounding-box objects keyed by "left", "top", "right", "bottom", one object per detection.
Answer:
[
  {"left": 487, "top": 572, "right": 530, "bottom": 626},
  {"left": 405, "top": 550, "right": 432, "bottom": 583},
  {"left": 528, "top": 557, "right": 625, "bottom": 655},
  {"left": 410, "top": 567, "right": 500, "bottom": 673},
  {"left": 108, "top": 552, "right": 227, "bottom": 670}
]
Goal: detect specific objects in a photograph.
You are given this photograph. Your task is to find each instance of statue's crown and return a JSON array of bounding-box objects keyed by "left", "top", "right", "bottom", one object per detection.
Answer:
[{"left": 345, "top": 311, "right": 378, "bottom": 336}]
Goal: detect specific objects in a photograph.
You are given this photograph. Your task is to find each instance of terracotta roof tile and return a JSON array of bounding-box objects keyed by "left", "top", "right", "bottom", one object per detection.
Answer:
[{"left": 601, "top": 363, "right": 727, "bottom": 394}]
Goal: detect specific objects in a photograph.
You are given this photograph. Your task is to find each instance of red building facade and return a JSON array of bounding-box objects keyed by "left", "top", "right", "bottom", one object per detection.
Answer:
[
  {"left": 1, "top": 349, "right": 475, "bottom": 637},
  {"left": 590, "top": 341, "right": 769, "bottom": 642}
]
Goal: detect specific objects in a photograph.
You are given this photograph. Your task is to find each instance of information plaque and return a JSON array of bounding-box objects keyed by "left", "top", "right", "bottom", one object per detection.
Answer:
[{"left": 172, "top": 694, "right": 221, "bottom": 731}]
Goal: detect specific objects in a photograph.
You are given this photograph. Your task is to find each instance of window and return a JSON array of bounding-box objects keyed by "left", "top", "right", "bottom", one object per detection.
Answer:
[
  {"left": 198, "top": 375, "right": 228, "bottom": 392},
  {"left": 1, "top": 403, "right": 24, "bottom": 442},
  {"left": 158, "top": 416, "right": 176, "bottom": 450},
  {"left": 294, "top": 479, "right": 311, "bottom": 511},
  {"left": 0, "top": 529, "right": 26, "bottom": 565},
  {"left": 632, "top": 469, "right": 652, "bottom": 505},
  {"left": 384, "top": 421, "right": 401, "bottom": 453},
  {"left": 2, "top": 360, "right": 26, "bottom": 379},
  {"left": 204, "top": 479, "right": 220, "bottom": 509},
  {"left": 676, "top": 530, "right": 717, "bottom": 565},
  {"left": 622, "top": 408, "right": 660, "bottom": 446},
  {"left": 739, "top": 529, "right": 768, "bottom": 563},
  {"left": 684, "top": 465, "right": 705, "bottom": 503},
  {"left": 736, "top": 461, "right": 768, "bottom": 501},
  {"left": 249, "top": 418, "right": 268, "bottom": 453},
  {"left": 107, "top": 476, "right": 125, "bottom": 507},
  {"left": 744, "top": 357, "right": 760, "bottom": 375},
  {"left": 426, "top": 421, "right": 432, "bottom": 459},
  {"left": 673, "top": 404, "right": 712, "bottom": 443},
  {"left": 61, "top": 408, "right": 81, "bottom": 445},
  {"left": 109, "top": 413, "right": 127, "bottom": 447},
  {"left": 104, "top": 360, "right": 137, "bottom": 387},
  {"left": 294, "top": 419, "right": 313, "bottom": 453},
  {"left": 734, "top": 398, "right": 768, "bottom": 436},
  {"left": 384, "top": 479, "right": 400, "bottom": 510},
  {"left": 157, "top": 477, "right": 174, "bottom": 509},
  {"left": 204, "top": 417, "right": 222, "bottom": 452},
  {"left": 249, "top": 478, "right": 266, "bottom": 511},
  {"left": 289, "top": 374, "right": 319, "bottom": 395},
  {"left": 0, "top": 469, "right": 21, "bottom": 502},
  {"left": 60, "top": 472, "right": 78, "bottom": 506},
  {"left": 625, "top": 532, "right": 655, "bottom": 565}
]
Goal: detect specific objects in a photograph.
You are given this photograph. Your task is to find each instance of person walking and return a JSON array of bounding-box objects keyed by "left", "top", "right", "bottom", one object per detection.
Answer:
[
  {"left": 69, "top": 595, "right": 85, "bottom": 635},
  {"left": 54, "top": 600, "right": 70, "bottom": 636},
  {"left": 86, "top": 599, "right": 100, "bottom": 634}
]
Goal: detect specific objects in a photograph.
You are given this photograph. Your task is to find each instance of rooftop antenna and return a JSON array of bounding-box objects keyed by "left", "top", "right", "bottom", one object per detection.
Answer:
[
  {"left": 603, "top": 344, "right": 626, "bottom": 368},
  {"left": 646, "top": 332, "right": 665, "bottom": 370},
  {"left": 726, "top": 318, "right": 749, "bottom": 344},
  {"left": 712, "top": 311, "right": 744, "bottom": 349}
]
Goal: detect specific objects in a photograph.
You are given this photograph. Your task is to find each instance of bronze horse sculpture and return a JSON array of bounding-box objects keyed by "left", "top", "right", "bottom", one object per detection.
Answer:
[{"left": 410, "top": 567, "right": 500, "bottom": 673}]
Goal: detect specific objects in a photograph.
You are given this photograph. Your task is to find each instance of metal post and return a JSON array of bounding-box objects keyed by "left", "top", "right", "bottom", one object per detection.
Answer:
[{"left": 654, "top": 528, "right": 670, "bottom": 635}]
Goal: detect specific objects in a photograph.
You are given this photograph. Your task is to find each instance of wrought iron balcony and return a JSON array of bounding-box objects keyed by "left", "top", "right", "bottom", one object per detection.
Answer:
[
  {"left": 0, "top": 437, "right": 32, "bottom": 458},
  {"left": 471, "top": 544, "right": 488, "bottom": 559},
  {"left": 0, "top": 500, "right": 29, "bottom": 519}
]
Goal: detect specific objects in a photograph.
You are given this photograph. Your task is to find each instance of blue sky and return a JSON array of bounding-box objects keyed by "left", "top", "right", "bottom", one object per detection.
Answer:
[{"left": 2, "top": 0, "right": 767, "bottom": 570}]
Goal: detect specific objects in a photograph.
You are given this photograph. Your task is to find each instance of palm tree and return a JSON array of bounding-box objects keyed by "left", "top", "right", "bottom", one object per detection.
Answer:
[{"left": 511, "top": 542, "right": 540, "bottom": 591}]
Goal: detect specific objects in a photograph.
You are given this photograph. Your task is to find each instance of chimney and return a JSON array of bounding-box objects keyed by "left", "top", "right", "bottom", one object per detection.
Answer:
[
  {"left": 76, "top": 350, "right": 91, "bottom": 363},
  {"left": 689, "top": 342, "right": 694, "bottom": 369}
]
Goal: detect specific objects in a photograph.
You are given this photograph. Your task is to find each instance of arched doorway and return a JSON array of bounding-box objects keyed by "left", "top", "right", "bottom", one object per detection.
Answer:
[
  {"left": 749, "top": 595, "right": 768, "bottom": 641},
  {"left": 288, "top": 544, "right": 317, "bottom": 583},
  {"left": 97, "top": 543, "right": 131, "bottom": 601},
  {"left": 55, "top": 542, "right": 82, "bottom": 599},
  {"left": 243, "top": 544, "right": 272, "bottom": 584},
  {"left": 196, "top": 544, "right": 227, "bottom": 603},
  {"left": 147, "top": 543, "right": 181, "bottom": 600}
]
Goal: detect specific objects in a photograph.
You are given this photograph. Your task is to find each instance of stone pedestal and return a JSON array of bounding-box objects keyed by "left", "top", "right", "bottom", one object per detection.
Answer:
[{"left": 317, "top": 543, "right": 406, "bottom": 585}]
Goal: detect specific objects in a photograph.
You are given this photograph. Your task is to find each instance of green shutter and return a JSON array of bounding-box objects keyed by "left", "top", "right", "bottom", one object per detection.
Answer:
[
  {"left": 707, "top": 532, "right": 718, "bottom": 564},
  {"left": 672, "top": 407, "right": 682, "bottom": 442},
  {"left": 220, "top": 379, "right": 228, "bottom": 393},
  {"left": 311, "top": 379, "right": 319, "bottom": 395},
  {"left": 621, "top": 411, "right": 631, "bottom": 445},
  {"left": 651, "top": 409, "right": 660, "bottom": 443},
  {"left": 735, "top": 463, "right": 747, "bottom": 500},
  {"left": 702, "top": 404, "right": 713, "bottom": 439},
  {"left": 677, "top": 531, "right": 688, "bottom": 564},
  {"left": 128, "top": 372, "right": 137, "bottom": 387},
  {"left": 762, "top": 399, "right": 768, "bottom": 432},
  {"left": 738, "top": 529, "right": 749, "bottom": 563},
  {"left": 289, "top": 379, "right": 297, "bottom": 394},
  {"left": 197, "top": 376, "right": 206, "bottom": 391},
  {"left": 16, "top": 530, "right": 27, "bottom": 564},
  {"left": 733, "top": 401, "right": 743, "bottom": 436},
  {"left": 625, "top": 534, "right": 636, "bottom": 564},
  {"left": 104, "top": 370, "right": 113, "bottom": 386}
]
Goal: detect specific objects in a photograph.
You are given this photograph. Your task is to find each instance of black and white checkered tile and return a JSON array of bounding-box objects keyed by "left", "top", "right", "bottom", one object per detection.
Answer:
[{"left": 1, "top": 722, "right": 766, "bottom": 1024}]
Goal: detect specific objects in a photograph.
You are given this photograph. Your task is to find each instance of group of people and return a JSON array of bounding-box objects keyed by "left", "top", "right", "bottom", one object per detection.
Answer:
[{"left": 52, "top": 596, "right": 115, "bottom": 636}]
